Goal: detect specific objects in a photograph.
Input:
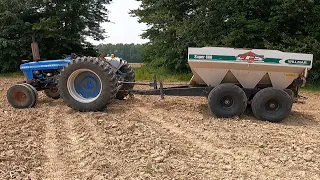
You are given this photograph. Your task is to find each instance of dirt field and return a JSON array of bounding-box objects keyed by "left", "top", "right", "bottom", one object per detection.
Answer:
[{"left": 1, "top": 77, "right": 320, "bottom": 180}]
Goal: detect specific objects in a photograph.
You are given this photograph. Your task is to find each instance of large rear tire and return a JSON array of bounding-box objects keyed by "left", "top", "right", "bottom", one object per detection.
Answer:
[
  {"left": 208, "top": 83, "right": 247, "bottom": 118},
  {"left": 58, "top": 57, "right": 118, "bottom": 112},
  {"left": 116, "top": 60, "right": 135, "bottom": 100},
  {"left": 251, "top": 88, "right": 292, "bottom": 123}
]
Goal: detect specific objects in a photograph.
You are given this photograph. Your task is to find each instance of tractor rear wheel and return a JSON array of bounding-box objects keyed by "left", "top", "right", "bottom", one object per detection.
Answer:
[
  {"left": 208, "top": 83, "right": 247, "bottom": 118},
  {"left": 44, "top": 88, "right": 60, "bottom": 99},
  {"left": 7, "top": 84, "right": 36, "bottom": 108},
  {"left": 58, "top": 57, "right": 118, "bottom": 112},
  {"left": 251, "top": 88, "right": 292, "bottom": 123},
  {"left": 116, "top": 60, "right": 135, "bottom": 100}
]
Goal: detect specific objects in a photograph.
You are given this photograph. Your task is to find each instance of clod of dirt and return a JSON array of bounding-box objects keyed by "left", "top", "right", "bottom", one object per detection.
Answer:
[
  {"left": 28, "top": 171, "right": 38, "bottom": 180},
  {"left": 92, "top": 174, "right": 105, "bottom": 180},
  {"left": 303, "top": 154, "right": 313, "bottom": 162},
  {"left": 154, "top": 156, "right": 165, "bottom": 163}
]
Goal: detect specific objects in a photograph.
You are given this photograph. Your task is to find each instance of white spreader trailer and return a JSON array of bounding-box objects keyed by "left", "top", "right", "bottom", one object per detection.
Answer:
[
  {"left": 185, "top": 47, "right": 313, "bottom": 122},
  {"left": 133, "top": 47, "right": 313, "bottom": 123}
]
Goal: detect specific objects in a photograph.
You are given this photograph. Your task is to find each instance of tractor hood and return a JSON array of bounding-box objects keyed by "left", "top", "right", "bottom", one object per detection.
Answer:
[{"left": 20, "top": 58, "right": 71, "bottom": 80}]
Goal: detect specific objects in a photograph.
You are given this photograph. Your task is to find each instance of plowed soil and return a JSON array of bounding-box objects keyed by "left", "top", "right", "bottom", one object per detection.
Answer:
[{"left": 1, "top": 77, "right": 320, "bottom": 179}]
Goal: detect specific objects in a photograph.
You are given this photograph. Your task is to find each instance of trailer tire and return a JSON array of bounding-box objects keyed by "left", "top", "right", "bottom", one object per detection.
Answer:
[
  {"left": 44, "top": 88, "right": 60, "bottom": 99},
  {"left": 251, "top": 88, "right": 292, "bottom": 123},
  {"left": 208, "top": 83, "right": 247, "bottom": 118},
  {"left": 116, "top": 60, "right": 135, "bottom": 100},
  {"left": 7, "top": 84, "right": 36, "bottom": 108},
  {"left": 58, "top": 57, "right": 117, "bottom": 112}
]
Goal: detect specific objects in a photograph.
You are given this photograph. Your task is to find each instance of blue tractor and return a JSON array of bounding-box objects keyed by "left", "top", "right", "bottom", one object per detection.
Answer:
[{"left": 7, "top": 53, "right": 135, "bottom": 111}]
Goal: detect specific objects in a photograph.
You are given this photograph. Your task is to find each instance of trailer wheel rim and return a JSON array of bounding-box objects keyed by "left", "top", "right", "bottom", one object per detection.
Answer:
[
  {"left": 220, "top": 95, "right": 234, "bottom": 108},
  {"left": 265, "top": 99, "right": 280, "bottom": 112},
  {"left": 67, "top": 69, "right": 102, "bottom": 103}
]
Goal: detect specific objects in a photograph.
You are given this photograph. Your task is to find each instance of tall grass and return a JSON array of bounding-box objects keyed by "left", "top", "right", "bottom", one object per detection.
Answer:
[
  {"left": 301, "top": 84, "right": 320, "bottom": 92},
  {"left": 0, "top": 72, "right": 24, "bottom": 78},
  {"left": 133, "top": 65, "right": 193, "bottom": 82}
]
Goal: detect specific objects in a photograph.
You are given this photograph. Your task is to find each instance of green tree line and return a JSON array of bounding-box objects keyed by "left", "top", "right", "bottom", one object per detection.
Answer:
[
  {"left": 97, "top": 43, "right": 143, "bottom": 63},
  {"left": 131, "top": 0, "right": 320, "bottom": 85},
  {"left": 0, "top": 0, "right": 111, "bottom": 72}
]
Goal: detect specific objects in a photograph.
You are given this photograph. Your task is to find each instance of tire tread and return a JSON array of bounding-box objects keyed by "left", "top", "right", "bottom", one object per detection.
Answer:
[{"left": 58, "top": 57, "right": 117, "bottom": 111}]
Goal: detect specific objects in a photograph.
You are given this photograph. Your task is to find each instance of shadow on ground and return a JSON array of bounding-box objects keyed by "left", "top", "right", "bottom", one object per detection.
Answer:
[
  {"left": 197, "top": 103, "right": 318, "bottom": 127},
  {"left": 281, "top": 111, "right": 318, "bottom": 127}
]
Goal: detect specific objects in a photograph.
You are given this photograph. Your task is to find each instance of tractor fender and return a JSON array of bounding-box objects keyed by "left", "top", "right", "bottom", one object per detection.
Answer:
[{"left": 104, "top": 57, "right": 125, "bottom": 72}]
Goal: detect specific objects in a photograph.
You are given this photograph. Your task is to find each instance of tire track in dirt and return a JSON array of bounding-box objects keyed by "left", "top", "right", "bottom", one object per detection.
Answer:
[
  {"left": 80, "top": 115, "right": 124, "bottom": 177},
  {"left": 59, "top": 114, "right": 122, "bottom": 179},
  {"left": 136, "top": 102, "right": 265, "bottom": 157},
  {"left": 43, "top": 113, "right": 68, "bottom": 180},
  {"left": 62, "top": 115, "right": 100, "bottom": 178},
  {"left": 135, "top": 106, "right": 234, "bottom": 155},
  {"left": 43, "top": 112, "right": 101, "bottom": 179}
]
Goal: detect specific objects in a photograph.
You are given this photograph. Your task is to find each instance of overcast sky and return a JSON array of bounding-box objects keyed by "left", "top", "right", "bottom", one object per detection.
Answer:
[{"left": 88, "top": 0, "right": 149, "bottom": 45}]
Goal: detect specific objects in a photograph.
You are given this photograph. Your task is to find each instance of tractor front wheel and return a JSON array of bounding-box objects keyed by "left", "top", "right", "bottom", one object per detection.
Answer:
[
  {"left": 7, "top": 84, "right": 37, "bottom": 108},
  {"left": 24, "top": 83, "right": 39, "bottom": 106},
  {"left": 58, "top": 57, "right": 118, "bottom": 112}
]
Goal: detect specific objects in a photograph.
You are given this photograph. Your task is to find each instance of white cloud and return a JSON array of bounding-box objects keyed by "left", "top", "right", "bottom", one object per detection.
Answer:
[{"left": 87, "top": 0, "right": 149, "bottom": 45}]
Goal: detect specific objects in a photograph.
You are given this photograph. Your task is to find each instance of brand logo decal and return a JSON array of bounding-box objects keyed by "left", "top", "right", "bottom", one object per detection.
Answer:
[
  {"left": 285, "top": 59, "right": 310, "bottom": 66},
  {"left": 236, "top": 52, "right": 264, "bottom": 63},
  {"left": 193, "top": 55, "right": 213, "bottom": 60}
]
